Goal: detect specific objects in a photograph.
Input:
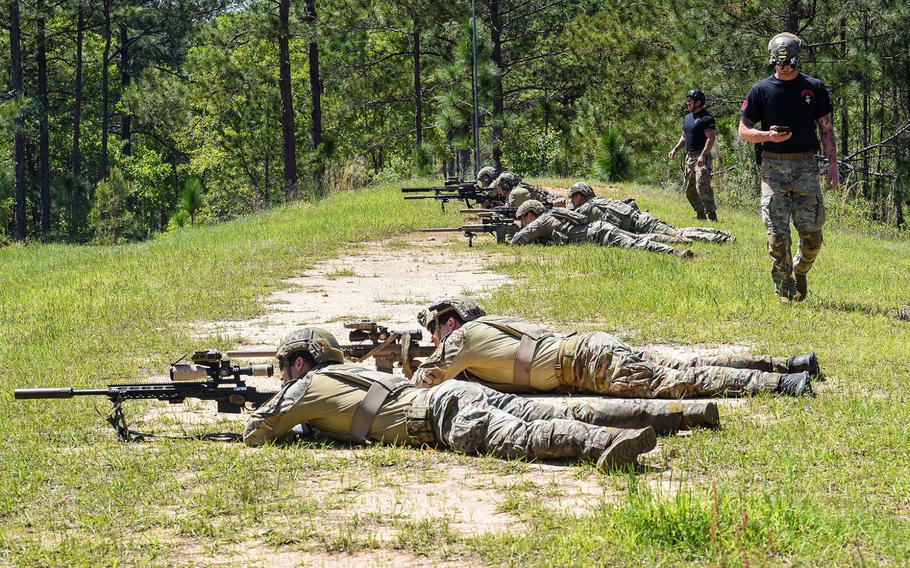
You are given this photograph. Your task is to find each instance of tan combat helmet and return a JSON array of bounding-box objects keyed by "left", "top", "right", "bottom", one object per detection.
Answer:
[
  {"left": 276, "top": 327, "right": 345, "bottom": 366},
  {"left": 417, "top": 296, "right": 486, "bottom": 334},
  {"left": 768, "top": 32, "right": 802, "bottom": 67},
  {"left": 515, "top": 199, "right": 546, "bottom": 219},
  {"left": 476, "top": 166, "right": 500, "bottom": 188},
  {"left": 509, "top": 187, "right": 531, "bottom": 208},
  {"left": 491, "top": 171, "right": 522, "bottom": 193},
  {"left": 567, "top": 182, "right": 596, "bottom": 201}
]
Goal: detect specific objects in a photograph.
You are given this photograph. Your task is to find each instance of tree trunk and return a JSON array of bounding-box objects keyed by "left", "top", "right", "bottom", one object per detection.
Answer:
[
  {"left": 838, "top": 18, "right": 848, "bottom": 158},
  {"left": 72, "top": 3, "right": 84, "bottom": 180},
  {"left": 489, "top": 0, "right": 503, "bottom": 170},
  {"left": 412, "top": 17, "right": 422, "bottom": 149},
  {"left": 305, "top": 0, "right": 324, "bottom": 195},
  {"left": 785, "top": 0, "right": 800, "bottom": 33},
  {"left": 119, "top": 24, "right": 132, "bottom": 156},
  {"left": 37, "top": 0, "right": 51, "bottom": 235},
  {"left": 9, "top": 0, "right": 27, "bottom": 240},
  {"left": 278, "top": 0, "right": 297, "bottom": 199},
  {"left": 101, "top": 0, "right": 112, "bottom": 178},
  {"left": 861, "top": 11, "right": 870, "bottom": 199}
]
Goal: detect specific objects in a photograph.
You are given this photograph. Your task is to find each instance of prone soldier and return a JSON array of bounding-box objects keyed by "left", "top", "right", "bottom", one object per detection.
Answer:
[
  {"left": 476, "top": 166, "right": 500, "bottom": 189},
  {"left": 566, "top": 182, "right": 734, "bottom": 244},
  {"left": 243, "top": 328, "right": 659, "bottom": 471},
  {"left": 510, "top": 200, "right": 695, "bottom": 258},
  {"left": 490, "top": 172, "right": 565, "bottom": 208},
  {"left": 411, "top": 297, "right": 817, "bottom": 399}
]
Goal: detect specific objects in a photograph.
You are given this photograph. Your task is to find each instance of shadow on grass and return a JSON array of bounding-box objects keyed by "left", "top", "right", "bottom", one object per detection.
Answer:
[{"left": 815, "top": 299, "right": 910, "bottom": 321}]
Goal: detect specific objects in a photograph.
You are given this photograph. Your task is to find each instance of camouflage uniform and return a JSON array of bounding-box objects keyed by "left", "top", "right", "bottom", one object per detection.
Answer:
[
  {"left": 570, "top": 194, "right": 733, "bottom": 245},
  {"left": 244, "top": 363, "right": 656, "bottom": 466},
  {"left": 741, "top": 33, "right": 834, "bottom": 299},
  {"left": 759, "top": 158, "right": 825, "bottom": 295},
  {"left": 491, "top": 171, "right": 561, "bottom": 207},
  {"left": 411, "top": 316, "right": 796, "bottom": 398},
  {"left": 510, "top": 206, "right": 690, "bottom": 257},
  {"left": 683, "top": 151, "right": 716, "bottom": 218}
]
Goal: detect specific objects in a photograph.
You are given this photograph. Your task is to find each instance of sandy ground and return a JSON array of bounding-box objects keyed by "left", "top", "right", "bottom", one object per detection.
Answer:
[{"left": 153, "top": 232, "right": 751, "bottom": 566}]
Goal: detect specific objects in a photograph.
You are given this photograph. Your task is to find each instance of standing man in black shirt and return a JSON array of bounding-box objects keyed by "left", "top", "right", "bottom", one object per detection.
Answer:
[
  {"left": 669, "top": 88, "right": 718, "bottom": 221},
  {"left": 738, "top": 32, "right": 839, "bottom": 301}
]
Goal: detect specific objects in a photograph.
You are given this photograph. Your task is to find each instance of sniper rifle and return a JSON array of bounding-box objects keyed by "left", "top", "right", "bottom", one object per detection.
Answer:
[
  {"left": 14, "top": 349, "right": 276, "bottom": 442},
  {"left": 228, "top": 320, "right": 435, "bottom": 377}
]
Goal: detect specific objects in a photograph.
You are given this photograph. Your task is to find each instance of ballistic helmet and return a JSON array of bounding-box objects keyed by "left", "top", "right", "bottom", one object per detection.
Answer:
[
  {"left": 686, "top": 88, "right": 706, "bottom": 105},
  {"left": 417, "top": 296, "right": 486, "bottom": 333},
  {"left": 276, "top": 327, "right": 344, "bottom": 366},
  {"left": 476, "top": 166, "right": 500, "bottom": 188},
  {"left": 491, "top": 172, "right": 522, "bottom": 192},
  {"left": 568, "top": 182, "right": 596, "bottom": 199},
  {"left": 515, "top": 199, "right": 546, "bottom": 219},
  {"left": 509, "top": 187, "right": 532, "bottom": 208},
  {"left": 768, "top": 33, "right": 802, "bottom": 67}
]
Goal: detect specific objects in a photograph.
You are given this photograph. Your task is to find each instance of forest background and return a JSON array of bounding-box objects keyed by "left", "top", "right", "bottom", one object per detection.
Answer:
[{"left": 2, "top": 0, "right": 909, "bottom": 244}]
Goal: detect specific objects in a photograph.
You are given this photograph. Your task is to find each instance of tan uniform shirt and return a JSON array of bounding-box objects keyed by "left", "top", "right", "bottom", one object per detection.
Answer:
[
  {"left": 411, "top": 317, "right": 562, "bottom": 392},
  {"left": 243, "top": 364, "right": 420, "bottom": 446}
]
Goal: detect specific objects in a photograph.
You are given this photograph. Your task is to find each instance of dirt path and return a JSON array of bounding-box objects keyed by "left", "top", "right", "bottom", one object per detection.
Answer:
[{"left": 197, "top": 234, "right": 511, "bottom": 360}]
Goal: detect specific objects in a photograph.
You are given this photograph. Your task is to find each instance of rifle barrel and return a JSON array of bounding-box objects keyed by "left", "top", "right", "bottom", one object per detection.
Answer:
[
  {"left": 15, "top": 387, "right": 109, "bottom": 399},
  {"left": 226, "top": 349, "right": 277, "bottom": 358}
]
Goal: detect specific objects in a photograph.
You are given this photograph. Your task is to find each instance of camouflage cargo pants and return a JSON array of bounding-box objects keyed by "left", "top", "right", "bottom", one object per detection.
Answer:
[
  {"left": 566, "top": 332, "right": 780, "bottom": 398},
  {"left": 632, "top": 348, "right": 790, "bottom": 373},
  {"left": 683, "top": 151, "right": 715, "bottom": 216},
  {"left": 428, "top": 381, "right": 615, "bottom": 460},
  {"left": 634, "top": 214, "right": 732, "bottom": 244},
  {"left": 586, "top": 221, "right": 681, "bottom": 256},
  {"left": 760, "top": 157, "right": 825, "bottom": 291}
]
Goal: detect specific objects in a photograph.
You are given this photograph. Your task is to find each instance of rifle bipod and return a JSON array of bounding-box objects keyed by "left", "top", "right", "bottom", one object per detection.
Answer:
[{"left": 98, "top": 399, "right": 244, "bottom": 443}]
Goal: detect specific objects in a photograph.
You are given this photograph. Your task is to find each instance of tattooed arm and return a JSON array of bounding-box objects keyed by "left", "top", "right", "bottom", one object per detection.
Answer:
[
  {"left": 817, "top": 113, "right": 839, "bottom": 191},
  {"left": 738, "top": 116, "right": 791, "bottom": 144}
]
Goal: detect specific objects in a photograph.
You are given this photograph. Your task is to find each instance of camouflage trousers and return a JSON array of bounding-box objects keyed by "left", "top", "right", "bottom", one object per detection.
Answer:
[
  {"left": 566, "top": 332, "right": 781, "bottom": 398},
  {"left": 634, "top": 215, "right": 733, "bottom": 244},
  {"left": 586, "top": 221, "right": 682, "bottom": 256},
  {"left": 760, "top": 157, "right": 825, "bottom": 291},
  {"left": 632, "top": 348, "right": 791, "bottom": 373},
  {"left": 428, "top": 380, "right": 617, "bottom": 460},
  {"left": 683, "top": 151, "right": 715, "bottom": 216}
]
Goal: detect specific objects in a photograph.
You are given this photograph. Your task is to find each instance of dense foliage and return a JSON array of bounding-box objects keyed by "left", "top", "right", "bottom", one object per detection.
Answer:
[{"left": 2, "top": 0, "right": 909, "bottom": 242}]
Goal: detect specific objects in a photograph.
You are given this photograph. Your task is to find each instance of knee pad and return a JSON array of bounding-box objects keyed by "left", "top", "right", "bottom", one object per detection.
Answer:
[{"left": 800, "top": 231, "right": 823, "bottom": 252}]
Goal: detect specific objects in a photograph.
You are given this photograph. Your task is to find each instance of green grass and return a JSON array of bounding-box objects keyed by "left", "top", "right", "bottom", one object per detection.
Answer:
[{"left": 2, "top": 178, "right": 910, "bottom": 565}]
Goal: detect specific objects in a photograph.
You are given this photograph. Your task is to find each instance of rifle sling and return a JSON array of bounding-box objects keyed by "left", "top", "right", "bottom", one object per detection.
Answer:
[
  {"left": 513, "top": 335, "right": 536, "bottom": 388},
  {"left": 322, "top": 368, "right": 411, "bottom": 443},
  {"left": 350, "top": 382, "right": 390, "bottom": 443}
]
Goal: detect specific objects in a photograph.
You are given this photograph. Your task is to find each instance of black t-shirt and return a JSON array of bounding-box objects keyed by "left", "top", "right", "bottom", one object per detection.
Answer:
[
  {"left": 683, "top": 110, "right": 716, "bottom": 151},
  {"left": 740, "top": 72, "right": 833, "bottom": 153}
]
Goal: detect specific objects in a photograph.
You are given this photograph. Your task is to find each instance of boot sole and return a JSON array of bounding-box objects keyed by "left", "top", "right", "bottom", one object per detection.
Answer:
[{"left": 596, "top": 427, "right": 657, "bottom": 472}]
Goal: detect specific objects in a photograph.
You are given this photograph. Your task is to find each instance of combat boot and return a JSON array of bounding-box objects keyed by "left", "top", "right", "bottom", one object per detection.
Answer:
[
  {"left": 596, "top": 427, "right": 657, "bottom": 472},
  {"left": 569, "top": 400, "right": 683, "bottom": 435},
  {"left": 774, "top": 277, "right": 796, "bottom": 302},
  {"left": 677, "top": 249, "right": 695, "bottom": 260},
  {"left": 777, "top": 371, "right": 812, "bottom": 396},
  {"left": 707, "top": 211, "right": 718, "bottom": 222},
  {"left": 785, "top": 352, "right": 820, "bottom": 376},
  {"left": 794, "top": 273, "right": 808, "bottom": 302},
  {"left": 696, "top": 211, "right": 708, "bottom": 220},
  {"left": 680, "top": 401, "right": 720, "bottom": 429}
]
